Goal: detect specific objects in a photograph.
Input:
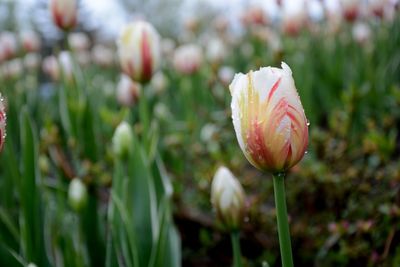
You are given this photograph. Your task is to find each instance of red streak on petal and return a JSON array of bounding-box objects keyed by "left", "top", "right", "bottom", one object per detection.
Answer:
[
  {"left": 141, "top": 30, "right": 153, "bottom": 82},
  {"left": 247, "top": 118, "right": 274, "bottom": 169},
  {"left": 267, "top": 77, "right": 282, "bottom": 102}
]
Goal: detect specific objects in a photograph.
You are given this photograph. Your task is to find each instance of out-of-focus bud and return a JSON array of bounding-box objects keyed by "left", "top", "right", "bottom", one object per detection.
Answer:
[
  {"left": 76, "top": 51, "right": 91, "bottom": 67},
  {"left": 213, "top": 16, "right": 229, "bottom": 33},
  {"left": 369, "top": 0, "right": 388, "bottom": 17},
  {"left": 112, "top": 121, "right": 133, "bottom": 158},
  {"left": 281, "top": 0, "right": 307, "bottom": 36},
  {"left": 91, "top": 44, "right": 115, "bottom": 67},
  {"left": 42, "top": 55, "right": 60, "bottom": 81},
  {"left": 0, "top": 32, "right": 18, "bottom": 61},
  {"left": 230, "top": 62, "right": 308, "bottom": 172},
  {"left": 218, "top": 66, "right": 235, "bottom": 86},
  {"left": 117, "top": 21, "right": 161, "bottom": 83},
  {"left": 0, "top": 93, "right": 6, "bottom": 152},
  {"left": 24, "top": 53, "right": 41, "bottom": 71},
  {"left": 173, "top": 44, "right": 203, "bottom": 75},
  {"left": 150, "top": 71, "right": 168, "bottom": 94},
  {"left": 211, "top": 166, "right": 246, "bottom": 230},
  {"left": 352, "top": 22, "right": 371, "bottom": 45},
  {"left": 68, "top": 178, "right": 88, "bottom": 212},
  {"left": 161, "top": 38, "right": 176, "bottom": 58},
  {"left": 20, "top": 31, "right": 41, "bottom": 53},
  {"left": 2, "top": 59, "right": 23, "bottom": 79},
  {"left": 27, "top": 263, "right": 38, "bottom": 267},
  {"left": 68, "top": 32, "right": 90, "bottom": 52},
  {"left": 58, "top": 51, "right": 74, "bottom": 80},
  {"left": 49, "top": 0, "right": 77, "bottom": 31},
  {"left": 206, "top": 38, "right": 227, "bottom": 65},
  {"left": 116, "top": 74, "right": 141, "bottom": 107},
  {"left": 154, "top": 102, "right": 171, "bottom": 122},
  {"left": 340, "top": 0, "right": 360, "bottom": 22},
  {"left": 241, "top": 6, "right": 268, "bottom": 27}
]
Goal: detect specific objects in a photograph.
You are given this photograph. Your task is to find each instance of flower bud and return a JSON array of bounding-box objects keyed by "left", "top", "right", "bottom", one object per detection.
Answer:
[
  {"left": 58, "top": 51, "right": 74, "bottom": 81},
  {"left": 91, "top": 45, "right": 115, "bottom": 68},
  {"left": 0, "top": 32, "right": 18, "bottom": 61},
  {"left": 20, "top": 31, "right": 41, "bottom": 53},
  {"left": 206, "top": 38, "right": 226, "bottom": 65},
  {"left": 24, "top": 53, "right": 41, "bottom": 71},
  {"left": 42, "top": 55, "right": 60, "bottom": 81},
  {"left": 50, "top": 0, "right": 77, "bottom": 31},
  {"left": 340, "top": 0, "right": 360, "bottom": 22},
  {"left": 68, "top": 32, "right": 90, "bottom": 52},
  {"left": 173, "top": 44, "right": 203, "bottom": 75},
  {"left": 281, "top": 0, "right": 307, "bottom": 36},
  {"left": 117, "top": 21, "right": 161, "bottom": 83},
  {"left": 68, "top": 178, "right": 88, "bottom": 212},
  {"left": 116, "top": 75, "right": 141, "bottom": 107},
  {"left": 211, "top": 166, "right": 246, "bottom": 230},
  {"left": 112, "top": 121, "right": 133, "bottom": 158},
  {"left": 0, "top": 93, "right": 6, "bottom": 152},
  {"left": 230, "top": 62, "right": 308, "bottom": 173},
  {"left": 352, "top": 22, "right": 371, "bottom": 45}
]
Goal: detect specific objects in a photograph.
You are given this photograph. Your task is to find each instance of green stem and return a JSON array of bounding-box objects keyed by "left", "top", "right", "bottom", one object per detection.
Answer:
[
  {"left": 230, "top": 231, "right": 243, "bottom": 267},
  {"left": 273, "top": 173, "right": 294, "bottom": 267}
]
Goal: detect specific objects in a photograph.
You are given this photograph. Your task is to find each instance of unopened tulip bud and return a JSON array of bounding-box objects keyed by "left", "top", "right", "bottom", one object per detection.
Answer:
[
  {"left": 352, "top": 22, "right": 371, "bottom": 45},
  {"left": 0, "top": 32, "right": 18, "bottom": 61},
  {"left": 117, "top": 21, "right": 161, "bottom": 83},
  {"left": 340, "top": 0, "right": 360, "bottom": 21},
  {"left": 68, "top": 178, "right": 88, "bottom": 212},
  {"left": 112, "top": 121, "right": 133, "bottom": 158},
  {"left": 0, "top": 93, "right": 6, "bottom": 152},
  {"left": 68, "top": 32, "right": 90, "bottom": 52},
  {"left": 20, "top": 31, "right": 41, "bottom": 53},
  {"left": 218, "top": 66, "right": 235, "bottom": 86},
  {"left": 42, "top": 55, "right": 60, "bottom": 81},
  {"left": 27, "top": 263, "right": 37, "bottom": 267},
  {"left": 150, "top": 71, "right": 168, "bottom": 94},
  {"left": 50, "top": 0, "right": 77, "bottom": 31},
  {"left": 24, "top": 53, "right": 41, "bottom": 71},
  {"left": 91, "top": 45, "right": 115, "bottom": 68},
  {"left": 206, "top": 38, "right": 226, "bottom": 65},
  {"left": 281, "top": 0, "right": 307, "bottom": 36},
  {"left": 116, "top": 75, "right": 141, "bottom": 107},
  {"left": 173, "top": 44, "right": 203, "bottom": 75},
  {"left": 230, "top": 62, "right": 308, "bottom": 173},
  {"left": 211, "top": 166, "right": 246, "bottom": 230},
  {"left": 58, "top": 51, "right": 74, "bottom": 81}
]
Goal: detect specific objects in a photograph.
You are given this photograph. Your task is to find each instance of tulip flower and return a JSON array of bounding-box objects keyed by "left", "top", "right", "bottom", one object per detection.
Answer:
[
  {"left": 116, "top": 75, "right": 141, "bottom": 107},
  {"left": 50, "top": 0, "right": 77, "bottom": 31},
  {"left": 20, "top": 31, "right": 41, "bottom": 53},
  {"left": 0, "top": 32, "right": 18, "bottom": 61},
  {"left": 211, "top": 166, "right": 246, "bottom": 230},
  {"left": 230, "top": 62, "right": 308, "bottom": 173},
  {"left": 206, "top": 38, "right": 227, "bottom": 65},
  {"left": 173, "top": 44, "right": 203, "bottom": 75},
  {"left": 42, "top": 55, "right": 60, "bottom": 81},
  {"left": 281, "top": 0, "right": 307, "bottom": 36},
  {"left": 68, "top": 178, "right": 88, "bottom": 212},
  {"left": 91, "top": 45, "right": 115, "bottom": 68},
  {"left": 0, "top": 93, "right": 6, "bottom": 152},
  {"left": 229, "top": 62, "right": 308, "bottom": 267},
  {"left": 340, "top": 0, "right": 360, "bottom": 22},
  {"left": 68, "top": 32, "right": 90, "bottom": 52},
  {"left": 112, "top": 121, "right": 133, "bottom": 158},
  {"left": 117, "top": 21, "right": 161, "bottom": 83},
  {"left": 211, "top": 166, "right": 245, "bottom": 267}
]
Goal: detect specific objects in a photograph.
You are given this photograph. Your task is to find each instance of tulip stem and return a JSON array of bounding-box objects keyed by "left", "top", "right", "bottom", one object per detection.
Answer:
[
  {"left": 273, "top": 172, "right": 294, "bottom": 267},
  {"left": 231, "top": 230, "right": 243, "bottom": 267}
]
